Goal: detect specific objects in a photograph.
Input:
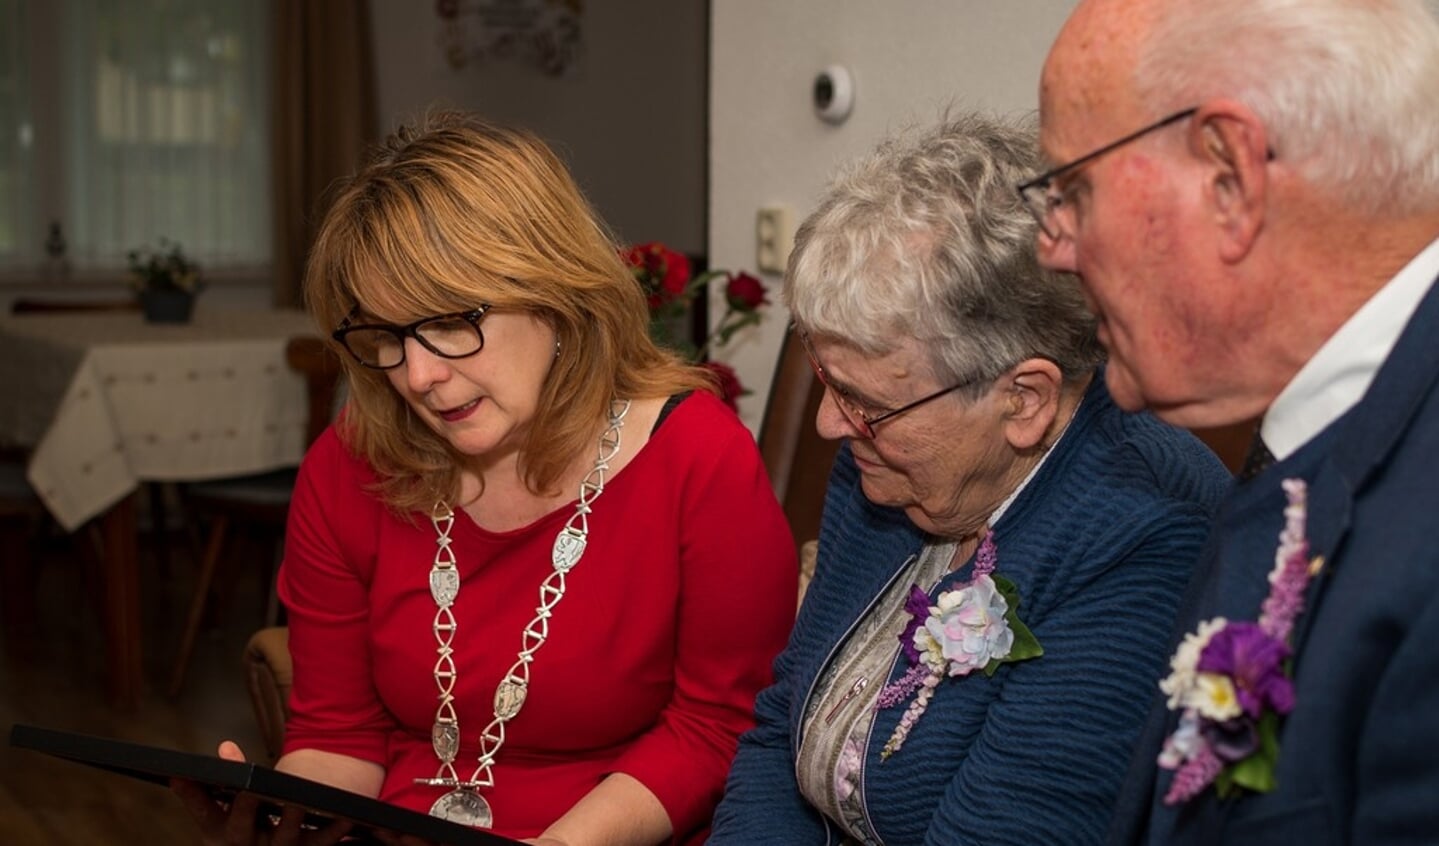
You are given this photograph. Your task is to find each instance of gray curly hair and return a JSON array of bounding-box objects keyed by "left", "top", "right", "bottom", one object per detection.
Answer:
[{"left": 784, "top": 110, "right": 1102, "bottom": 396}]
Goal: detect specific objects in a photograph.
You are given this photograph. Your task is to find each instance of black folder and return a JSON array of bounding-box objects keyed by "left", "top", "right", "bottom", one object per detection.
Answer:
[{"left": 8, "top": 723, "right": 522, "bottom": 845}]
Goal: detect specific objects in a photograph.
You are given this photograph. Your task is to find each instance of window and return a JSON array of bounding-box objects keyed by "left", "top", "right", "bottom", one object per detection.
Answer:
[{"left": 0, "top": 0, "right": 270, "bottom": 282}]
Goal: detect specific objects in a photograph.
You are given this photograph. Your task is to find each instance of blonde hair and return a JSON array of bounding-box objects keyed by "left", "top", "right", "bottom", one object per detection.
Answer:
[{"left": 306, "top": 109, "right": 711, "bottom": 512}]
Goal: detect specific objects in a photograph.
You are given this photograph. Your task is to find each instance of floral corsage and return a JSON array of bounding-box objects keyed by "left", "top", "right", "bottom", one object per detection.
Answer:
[
  {"left": 1157, "top": 478, "right": 1315, "bottom": 804},
  {"left": 876, "top": 533, "right": 1043, "bottom": 759}
]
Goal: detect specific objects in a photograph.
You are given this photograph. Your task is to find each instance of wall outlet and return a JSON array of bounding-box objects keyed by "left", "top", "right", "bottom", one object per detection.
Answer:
[{"left": 755, "top": 205, "right": 794, "bottom": 274}]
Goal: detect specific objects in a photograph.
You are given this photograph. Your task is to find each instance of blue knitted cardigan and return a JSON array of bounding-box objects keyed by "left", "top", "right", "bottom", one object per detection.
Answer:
[{"left": 710, "top": 375, "right": 1231, "bottom": 845}]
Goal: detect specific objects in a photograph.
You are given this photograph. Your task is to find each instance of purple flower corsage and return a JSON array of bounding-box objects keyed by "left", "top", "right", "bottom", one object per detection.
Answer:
[
  {"left": 1157, "top": 477, "right": 1316, "bottom": 804},
  {"left": 876, "top": 533, "right": 1043, "bottom": 759}
]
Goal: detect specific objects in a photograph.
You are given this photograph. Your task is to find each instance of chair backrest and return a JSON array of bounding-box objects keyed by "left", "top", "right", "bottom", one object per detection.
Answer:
[
  {"left": 284, "top": 336, "right": 344, "bottom": 448},
  {"left": 757, "top": 325, "right": 839, "bottom": 552},
  {"left": 1188, "top": 420, "right": 1257, "bottom": 476},
  {"left": 10, "top": 297, "right": 139, "bottom": 314}
]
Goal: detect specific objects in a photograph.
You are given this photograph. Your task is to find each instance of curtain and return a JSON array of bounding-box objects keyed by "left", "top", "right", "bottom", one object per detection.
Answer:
[
  {"left": 270, "top": 0, "right": 377, "bottom": 308},
  {"left": 0, "top": 1, "right": 34, "bottom": 265},
  {"left": 59, "top": 0, "right": 271, "bottom": 270}
]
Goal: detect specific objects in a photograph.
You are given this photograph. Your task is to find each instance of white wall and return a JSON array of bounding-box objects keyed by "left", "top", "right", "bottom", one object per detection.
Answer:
[
  {"left": 368, "top": 0, "right": 708, "bottom": 255},
  {"left": 709, "top": 1, "right": 1078, "bottom": 432}
]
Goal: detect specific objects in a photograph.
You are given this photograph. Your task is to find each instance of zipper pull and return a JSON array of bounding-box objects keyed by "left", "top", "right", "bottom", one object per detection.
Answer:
[{"left": 824, "top": 676, "right": 869, "bottom": 724}]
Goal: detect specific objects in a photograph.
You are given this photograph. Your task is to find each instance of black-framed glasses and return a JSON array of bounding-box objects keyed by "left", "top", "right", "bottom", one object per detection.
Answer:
[
  {"left": 798, "top": 328, "right": 983, "bottom": 439},
  {"left": 1016, "top": 107, "right": 1198, "bottom": 240},
  {"left": 332, "top": 305, "right": 492, "bottom": 370}
]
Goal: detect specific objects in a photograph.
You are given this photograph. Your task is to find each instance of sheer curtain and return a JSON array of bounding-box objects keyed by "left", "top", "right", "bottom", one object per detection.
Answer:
[
  {"left": 1, "top": 0, "right": 372, "bottom": 289},
  {"left": 61, "top": 0, "right": 271, "bottom": 271}
]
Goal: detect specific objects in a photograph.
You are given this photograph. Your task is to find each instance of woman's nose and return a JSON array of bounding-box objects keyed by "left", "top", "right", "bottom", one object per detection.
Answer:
[
  {"left": 814, "top": 388, "right": 861, "bottom": 442},
  {"left": 401, "top": 337, "right": 451, "bottom": 392}
]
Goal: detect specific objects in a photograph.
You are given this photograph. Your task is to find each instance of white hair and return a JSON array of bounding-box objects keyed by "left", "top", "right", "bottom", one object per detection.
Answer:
[
  {"left": 783, "top": 111, "right": 1101, "bottom": 391},
  {"left": 1135, "top": 0, "right": 1439, "bottom": 215}
]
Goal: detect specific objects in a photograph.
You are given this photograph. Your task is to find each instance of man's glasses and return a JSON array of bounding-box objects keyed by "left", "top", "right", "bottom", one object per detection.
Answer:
[
  {"left": 332, "top": 305, "right": 492, "bottom": 370},
  {"left": 798, "top": 329, "right": 982, "bottom": 439},
  {"left": 1016, "top": 107, "right": 1198, "bottom": 241}
]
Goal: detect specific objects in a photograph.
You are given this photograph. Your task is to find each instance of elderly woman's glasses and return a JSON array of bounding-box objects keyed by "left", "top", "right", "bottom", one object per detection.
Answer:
[
  {"left": 332, "top": 305, "right": 492, "bottom": 370},
  {"left": 1016, "top": 107, "right": 1198, "bottom": 241},
  {"left": 799, "top": 329, "right": 979, "bottom": 439}
]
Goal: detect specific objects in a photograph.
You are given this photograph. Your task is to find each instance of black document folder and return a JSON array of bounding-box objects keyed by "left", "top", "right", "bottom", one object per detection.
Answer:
[{"left": 8, "top": 723, "right": 522, "bottom": 845}]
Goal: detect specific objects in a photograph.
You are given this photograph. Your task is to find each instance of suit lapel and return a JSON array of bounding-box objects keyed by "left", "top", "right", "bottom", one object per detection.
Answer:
[
  {"left": 1289, "top": 272, "right": 1439, "bottom": 658},
  {"left": 1129, "top": 274, "right": 1439, "bottom": 843}
]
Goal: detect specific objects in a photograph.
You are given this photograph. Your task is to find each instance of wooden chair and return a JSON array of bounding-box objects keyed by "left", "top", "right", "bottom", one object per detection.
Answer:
[
  {"left": 757, "top": 325, "right": 840, "bottom": 554},
  {"left": 244, "top": 624, "right": 292, "bottom": 760},
  {"left": 167, "top": 336, "right": 342, "bottom": 697},
  {"left": 1188, "top": 421, "right": 1257, "bottom": 476}
]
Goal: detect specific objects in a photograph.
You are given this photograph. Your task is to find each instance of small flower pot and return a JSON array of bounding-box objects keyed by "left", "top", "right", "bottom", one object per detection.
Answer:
[{"left": 140, "top": 289, "right": 196, "bottom": 324}]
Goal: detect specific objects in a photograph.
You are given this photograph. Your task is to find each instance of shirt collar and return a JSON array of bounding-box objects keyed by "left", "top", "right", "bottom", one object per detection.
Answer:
[{"left": 1262, "top": 235, "right": 1439, "bottom": 460}]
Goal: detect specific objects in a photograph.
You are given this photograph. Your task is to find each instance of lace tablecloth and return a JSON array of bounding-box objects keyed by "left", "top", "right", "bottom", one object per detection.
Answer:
[{"left": 0, "top": 307, "right": 320, "bottom": 530}]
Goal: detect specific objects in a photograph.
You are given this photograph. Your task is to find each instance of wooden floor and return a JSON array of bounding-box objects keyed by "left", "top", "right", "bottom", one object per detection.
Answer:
[{"left": 0, "top": 521, "right": 271, "bottom": 845}]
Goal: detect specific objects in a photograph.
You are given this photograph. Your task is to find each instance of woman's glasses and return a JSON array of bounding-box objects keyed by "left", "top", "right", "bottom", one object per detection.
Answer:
[
  {"left": 332, "top": 305, "right": 492, "bottom": 370},
  {"left": 798, "top": 328, "right": 981, "bottom": 439}
]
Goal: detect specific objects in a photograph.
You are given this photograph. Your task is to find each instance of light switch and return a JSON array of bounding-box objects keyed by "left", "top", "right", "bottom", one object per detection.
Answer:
[{"left": 755, "top": 205, "right": 794, "bottom": 274}]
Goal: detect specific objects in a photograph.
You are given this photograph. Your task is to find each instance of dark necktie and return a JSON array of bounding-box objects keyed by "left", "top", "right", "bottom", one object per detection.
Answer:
[{"left": 1238, "top": 431, "right": 1277, "bottom": 481}]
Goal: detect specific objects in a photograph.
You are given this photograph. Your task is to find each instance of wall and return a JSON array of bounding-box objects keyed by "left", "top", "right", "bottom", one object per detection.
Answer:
[
  {"left": 368, "top": 0, "right": 709, "bottom": 255},
  {"left": 713, "top": 0, "right": 1439, "bottom": 434},
  {"left": 709, "top": 1, "right": 1078, "bottom": 432}
]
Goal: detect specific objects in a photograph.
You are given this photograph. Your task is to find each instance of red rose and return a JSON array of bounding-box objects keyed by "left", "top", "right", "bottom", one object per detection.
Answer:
[
  {"left": 701, "top": 361, "right": 745, "bottom": 412},
  {"left": 622, "top": 243, "right": 646, "bottom": 267},
  {"left": 654, "top": 245, "right": 691, "bottom": 296},
  {"left": 725, "top": 272, "right": 768, "bottom": 312},
  {"left": 625, "top": 242, "right": 691, "bottom": 309}
]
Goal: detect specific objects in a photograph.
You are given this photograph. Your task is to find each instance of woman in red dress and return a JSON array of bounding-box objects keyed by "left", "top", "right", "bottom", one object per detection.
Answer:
[{"left": 177, "top": 110, "right": 797, "bottom": 846}]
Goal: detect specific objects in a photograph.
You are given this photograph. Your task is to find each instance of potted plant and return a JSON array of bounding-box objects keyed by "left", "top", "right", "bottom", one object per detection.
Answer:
[{"left": 128, "top": 238, "right": 201, "bottom": 323}]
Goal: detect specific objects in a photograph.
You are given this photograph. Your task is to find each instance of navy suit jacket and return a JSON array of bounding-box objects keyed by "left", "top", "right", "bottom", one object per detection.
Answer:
[{"left": 1109, "top": 272, "right": 1439, "bottom": 846}]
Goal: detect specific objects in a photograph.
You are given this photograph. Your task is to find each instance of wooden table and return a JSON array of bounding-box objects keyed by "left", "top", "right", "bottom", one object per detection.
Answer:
[{"left": 0, "top": 307, "right": 319, "bottom": 708}]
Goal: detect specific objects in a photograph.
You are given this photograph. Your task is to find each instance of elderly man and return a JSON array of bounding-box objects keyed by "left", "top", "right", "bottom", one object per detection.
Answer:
[{"left": 1025, "top": 0, "right": 1439, "bottom": 843}]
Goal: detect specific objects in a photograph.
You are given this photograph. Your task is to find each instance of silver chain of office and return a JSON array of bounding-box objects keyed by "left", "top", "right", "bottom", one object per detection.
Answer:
[{"left": 418, "top": 399, "right": 631, "bottom": 828}]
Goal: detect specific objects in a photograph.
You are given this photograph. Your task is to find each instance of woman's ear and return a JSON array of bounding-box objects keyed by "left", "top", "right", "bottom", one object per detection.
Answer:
[{"left": 1000, "top": 358, "right": 1063, "bottom": 451}]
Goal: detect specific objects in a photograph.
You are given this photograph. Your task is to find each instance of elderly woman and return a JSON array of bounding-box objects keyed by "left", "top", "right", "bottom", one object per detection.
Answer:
[
  {"left": 708, "top": 113, "right": 1231, "bottom": 844},
  {"left": 175, "top": 110, "right": 798, "bottom": 846}
]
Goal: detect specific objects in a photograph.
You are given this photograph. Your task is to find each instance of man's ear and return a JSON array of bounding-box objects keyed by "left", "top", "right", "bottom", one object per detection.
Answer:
[
  {"left": 1000, "top": 358, "right": 1063, "bottom": 451},
  {"left": 1191, "top": 99, "right": 1271, "bottom": 264}
]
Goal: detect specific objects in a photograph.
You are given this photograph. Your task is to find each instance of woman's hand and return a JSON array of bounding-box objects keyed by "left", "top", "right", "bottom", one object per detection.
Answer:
[
  {"left": 171, "top": 740, "right": 353, "bottom": 845},
  {"left": 525, "top": 772, "right": 669, "bottom": 846}
]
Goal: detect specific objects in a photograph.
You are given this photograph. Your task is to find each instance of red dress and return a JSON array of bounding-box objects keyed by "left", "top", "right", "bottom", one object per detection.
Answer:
[{"left": 278, "top": 391, "right": 798, "bottom": 843}]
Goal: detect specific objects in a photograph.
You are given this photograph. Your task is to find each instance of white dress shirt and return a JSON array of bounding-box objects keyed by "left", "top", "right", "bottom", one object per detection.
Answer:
[{"left": 1263, "top": 236, "right": 1439, "bottom": 460}]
